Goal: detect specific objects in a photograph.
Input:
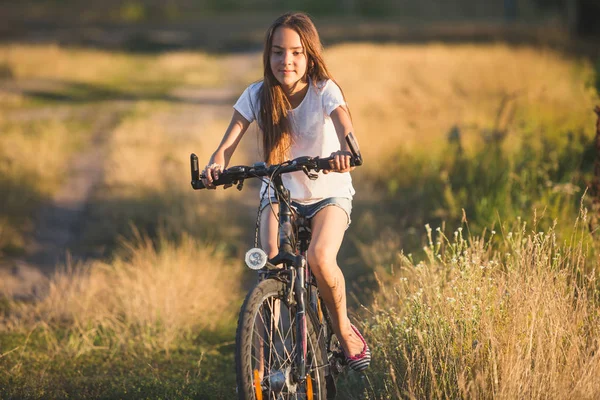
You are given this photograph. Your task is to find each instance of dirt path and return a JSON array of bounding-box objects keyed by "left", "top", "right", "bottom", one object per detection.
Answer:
[
  {"left": 0, "top": 51, "right": 262, "bottom": 300},
  {"left": 26, "top": 108, "right": 125, "bottom": 269},
  {"left": 0, "top": 103, "right": 130, "bottom": 299}
]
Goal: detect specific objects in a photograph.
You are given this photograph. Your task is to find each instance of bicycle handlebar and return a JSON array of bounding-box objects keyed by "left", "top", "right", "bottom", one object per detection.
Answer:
[{"left": 190, "top": 132, "right": 363, "bottom": 190}]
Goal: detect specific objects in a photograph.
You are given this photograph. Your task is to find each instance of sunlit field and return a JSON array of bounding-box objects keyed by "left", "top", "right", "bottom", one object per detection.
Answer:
[
  {"left": 330, "top": 43, "right": 598, "bottom": 259},
  {"left": 329, "top": 43, "right": 595, "bottom": 156},
  {"left": 0, "top": 44, "right": 223, "bottom": 106},
  {"left": 1, "top": 39, "right": 599, "bottom": 398}
]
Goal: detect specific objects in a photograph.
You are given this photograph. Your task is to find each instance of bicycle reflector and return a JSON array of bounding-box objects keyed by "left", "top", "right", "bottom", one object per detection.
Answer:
[{"left": 245, "top": 248, "right": 268, "bottom": 270}]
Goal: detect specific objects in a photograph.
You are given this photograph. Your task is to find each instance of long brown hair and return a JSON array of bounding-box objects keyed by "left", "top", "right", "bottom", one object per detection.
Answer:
[{"left": 260, "top": 12, "right": 341, "bottom": 164}]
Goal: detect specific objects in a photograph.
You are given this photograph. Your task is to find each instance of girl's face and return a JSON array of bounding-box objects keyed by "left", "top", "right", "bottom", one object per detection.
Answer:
[{"left": 270, "top": 27, "right": 308, "bottom": 91}]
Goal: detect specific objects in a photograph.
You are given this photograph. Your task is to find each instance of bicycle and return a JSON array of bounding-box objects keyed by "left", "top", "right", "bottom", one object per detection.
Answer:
[{"left": 190, "top": 133, "right": 363, "bottom": 399}]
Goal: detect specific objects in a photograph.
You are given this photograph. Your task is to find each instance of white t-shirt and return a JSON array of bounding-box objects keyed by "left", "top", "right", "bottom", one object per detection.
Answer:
[{"left": 233, "top": 79, "right": 355, "bottom": 204}]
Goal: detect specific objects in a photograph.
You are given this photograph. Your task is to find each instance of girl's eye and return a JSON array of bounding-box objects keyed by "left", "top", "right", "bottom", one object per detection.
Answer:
[
  {"left": 272, "top": 50, "right": 283, "bottom": 55},
  {"left": 293, "top": 51, "right": 302, "bottom": 56}
]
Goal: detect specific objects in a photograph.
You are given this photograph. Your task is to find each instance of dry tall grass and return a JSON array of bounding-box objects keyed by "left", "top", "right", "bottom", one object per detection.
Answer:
[
  {"left": 327, "top": 43, "right": 597, "bottom": 161},
  {"left": 354, "top": 211, "right": 600, "bottom": 399},
  {"left": 3, "top": 233, "right": 242, "bottom": 356},
  {"left": 1, "top": 98, "right": 250, "bottom": 365}
]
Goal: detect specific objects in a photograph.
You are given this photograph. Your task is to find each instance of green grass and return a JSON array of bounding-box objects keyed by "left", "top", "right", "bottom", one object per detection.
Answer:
[{"left": 0, "top": 328, "right": 237, "bottom": 399}]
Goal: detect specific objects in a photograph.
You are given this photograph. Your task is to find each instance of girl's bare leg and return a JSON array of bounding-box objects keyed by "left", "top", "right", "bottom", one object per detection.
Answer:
[
  {"left": 259, "top": 202, "right": 363, "bottom": 358},
  {"left": 260, "top": 202, "right": 280, "bottom": 260},
  {"left": 308, "top": 206, "right": 365, "bottom": 357}
]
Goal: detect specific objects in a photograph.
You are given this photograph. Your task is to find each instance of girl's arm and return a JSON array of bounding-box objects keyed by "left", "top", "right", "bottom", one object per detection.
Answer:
[
  {"left": 203, "top": 110, "right": 251, "bottom": 188},
  {"left": 328, "top": 105, "right": 356, "bottom": 173}
]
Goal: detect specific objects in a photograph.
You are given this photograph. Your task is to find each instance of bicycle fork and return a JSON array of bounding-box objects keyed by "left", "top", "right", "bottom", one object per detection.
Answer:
[{"left": 294, "top": 260, "right": 308, "bottom": 383}]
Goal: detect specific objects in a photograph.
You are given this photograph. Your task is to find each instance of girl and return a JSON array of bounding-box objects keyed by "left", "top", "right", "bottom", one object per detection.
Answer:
[{"left": 202, "top": 11, "right": 370, "bottom": 371}]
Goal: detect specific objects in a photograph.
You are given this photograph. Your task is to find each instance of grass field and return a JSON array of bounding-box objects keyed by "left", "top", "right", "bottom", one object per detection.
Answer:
[{"left": 1, "top": 37, "right": 599, "bottom": 398}]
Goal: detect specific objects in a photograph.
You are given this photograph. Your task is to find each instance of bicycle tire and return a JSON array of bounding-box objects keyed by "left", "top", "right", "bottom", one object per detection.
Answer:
[{"left": 236, "top": 278, "right": 328, "bottom": 399}]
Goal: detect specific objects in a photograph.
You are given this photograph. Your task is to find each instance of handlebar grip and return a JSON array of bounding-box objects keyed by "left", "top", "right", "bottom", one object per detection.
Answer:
[
  {"left": 192, "top": 175, "right": 235, "bottom": 190},
  {"left": 192, "top": 174, "right": 236, "bottom": 190},
  {"left": 190, "top": 153, "right": 238, "bottom": 189},
  {"left": 316, "top": 155, "right": 359, "bottom": 171},
  {"left": 317, "top": 157, "right": 332, "bottom": 170}
]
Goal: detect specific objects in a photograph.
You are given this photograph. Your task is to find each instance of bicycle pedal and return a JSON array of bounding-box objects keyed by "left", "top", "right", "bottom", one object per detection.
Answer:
[
  {"left": 329, "top": 351, "right": 346, "bottom": 375},
  {"left": 331, "top": 350, "right": 346, "bottom": 364}
]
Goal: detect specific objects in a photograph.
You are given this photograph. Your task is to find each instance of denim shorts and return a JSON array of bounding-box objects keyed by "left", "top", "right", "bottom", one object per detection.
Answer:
[{"left": 259, "top": 197, "right": 352, "bottom": 228}]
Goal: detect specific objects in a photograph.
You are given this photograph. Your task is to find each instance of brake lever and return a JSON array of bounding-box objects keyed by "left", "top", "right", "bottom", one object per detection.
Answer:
[{"left": 302, "top": 165, "right": 319, "bottom": 180}]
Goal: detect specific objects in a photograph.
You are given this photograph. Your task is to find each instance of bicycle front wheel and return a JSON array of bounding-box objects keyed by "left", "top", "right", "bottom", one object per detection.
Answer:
[{"left": 235, "top": 278, "right": 327, "bottom": 400}]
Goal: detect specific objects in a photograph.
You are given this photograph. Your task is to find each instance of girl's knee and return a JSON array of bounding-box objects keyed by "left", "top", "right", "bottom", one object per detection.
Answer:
[{"left": 308, "top": 246, "right": 338, "bottom": 276}]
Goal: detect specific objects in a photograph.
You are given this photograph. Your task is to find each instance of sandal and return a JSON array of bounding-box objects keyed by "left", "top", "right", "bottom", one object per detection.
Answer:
[{"left": 344, "top": 324, "right": 371, "bottom": 372}]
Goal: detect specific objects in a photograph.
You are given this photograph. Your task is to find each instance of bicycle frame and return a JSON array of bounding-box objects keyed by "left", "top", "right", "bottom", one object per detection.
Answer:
[
  {"left": 263, "top": 173, "right": 311, "bottom": 384},
  {"left": 257, "top": 170, "right": 346, "bottom": 394}
]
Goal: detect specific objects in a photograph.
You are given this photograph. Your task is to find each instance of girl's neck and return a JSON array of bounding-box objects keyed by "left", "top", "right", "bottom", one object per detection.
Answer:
[{"left": 283, "top": 79, "right": 309, "bottom": 109}]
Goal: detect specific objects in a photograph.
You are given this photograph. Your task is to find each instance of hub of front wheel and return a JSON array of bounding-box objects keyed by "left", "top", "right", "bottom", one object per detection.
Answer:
[{"left": 264, "top": 365, "right": 298, "bottom": 394}]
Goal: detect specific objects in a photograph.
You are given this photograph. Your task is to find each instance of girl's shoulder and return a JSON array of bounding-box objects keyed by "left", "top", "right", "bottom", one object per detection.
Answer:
[
  {"left": 246, "top": 80, "right": 264, "bottom": 96},
  {"left": 239, "top": 80, "right": 264, "bottom": 112},
  {"left": 314, "top": 79, "right": 338, "bottom": 94},
  {"left": 312, "top": 79, "right": 344, "bottom": 103},
  {"left": 313, "top": 79, "right": 346, "bottom": 115}
]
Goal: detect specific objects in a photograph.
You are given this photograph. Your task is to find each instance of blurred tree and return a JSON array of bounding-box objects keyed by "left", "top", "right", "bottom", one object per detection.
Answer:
[
  {"left": 341, "top": 0, "right": 356, "bottom": 14},
  {"left": 120, "top": 1, "right": 146, "bottom": 22},
  {"left": 504, "top": 0, "right": 517, "bottom": 21},
  {"left": 565, "top": 0, "right": 600, "bottom": 36}
]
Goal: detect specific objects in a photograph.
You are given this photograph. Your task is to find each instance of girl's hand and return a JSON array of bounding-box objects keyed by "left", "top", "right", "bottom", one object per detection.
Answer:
[
  {"left": 324, "top": 150, "right": 354, "bottom": 174},
  {"left": 202, "top": 163, "right": 224, "bottom": 189}
]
